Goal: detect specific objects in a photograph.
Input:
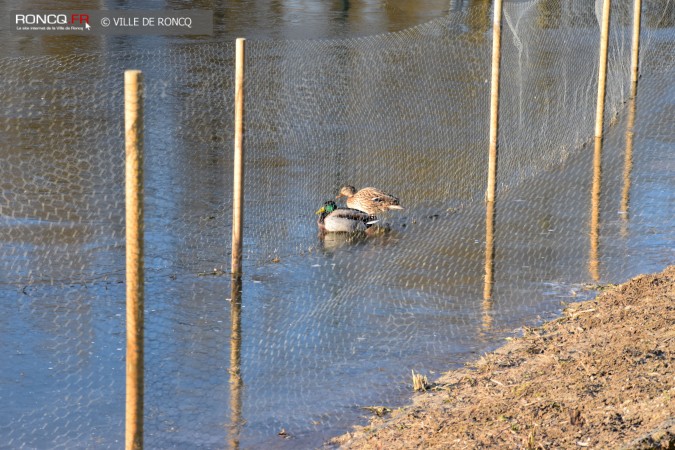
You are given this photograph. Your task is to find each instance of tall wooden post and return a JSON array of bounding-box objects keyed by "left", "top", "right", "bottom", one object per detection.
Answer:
[
  {"left": 229, "top": 38, "right": 246, "bottom": 448},
  {"left": 124, "top": 69, "right": 144, "bottom": 450},
  {"left": 594, "top": 0, "right": 613, "bottom": 141},
  {"left": 485, "top": 0, "right": 503, "bottom": 206},
  {"left": 484, "top": 0, "right": 503, "bottom": 300},
  {"left": 629, "top": 0, "right": 642, "bottom": 100},
  {"left": 590, "top": 0, "right": 612, "bottom": 281},
  {"left": 231, "top": 38, "right": 246, "bottom": 275}
]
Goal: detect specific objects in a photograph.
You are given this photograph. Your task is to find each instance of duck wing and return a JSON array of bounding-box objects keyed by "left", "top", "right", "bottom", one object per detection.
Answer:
[
  {"left": 332, "top": 207, "right": 377, "bottom": 223},
  {"left": 371, "top": 193, "right": 400, "bottom": 206},
  {"left": 356, "top": 187, "right": 402, "bottom": 211}
]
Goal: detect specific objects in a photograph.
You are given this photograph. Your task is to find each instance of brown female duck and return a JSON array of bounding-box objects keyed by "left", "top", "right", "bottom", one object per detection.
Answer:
[{"left": 337, "top": 185, "right": 403, "bottom": 215}]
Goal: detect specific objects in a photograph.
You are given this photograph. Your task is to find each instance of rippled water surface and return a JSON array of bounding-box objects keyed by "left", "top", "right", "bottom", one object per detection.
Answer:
[{"left": 0, "top": 1, "right": 673, "bottom": 448}]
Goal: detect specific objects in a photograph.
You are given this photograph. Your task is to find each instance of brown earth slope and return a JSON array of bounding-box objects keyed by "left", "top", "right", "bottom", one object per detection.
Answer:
[{"left": 331, "top": 266, "right": 674, "bottom": 449}]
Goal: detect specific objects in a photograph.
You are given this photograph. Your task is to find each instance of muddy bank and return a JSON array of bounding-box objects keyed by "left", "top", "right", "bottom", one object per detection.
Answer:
[{"left": 330, "top": 266, "right": 674, "bottom": 449}]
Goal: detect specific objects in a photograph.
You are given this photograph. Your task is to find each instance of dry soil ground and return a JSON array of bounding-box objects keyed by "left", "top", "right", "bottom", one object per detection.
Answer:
[{"left": 330, "top": 266, "right": 674, "bottom": 449}]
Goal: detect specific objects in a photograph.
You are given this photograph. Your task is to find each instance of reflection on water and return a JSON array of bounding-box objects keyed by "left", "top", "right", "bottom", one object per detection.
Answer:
[
  {"left": 1, "top": 0, "right": 674, "bottom": 449},
  {"left": 483, "top": 199, "right": 496, "bottom": 299},
  {"left": 620, "top": 95, "right": 638, "bottom": 231},
  {"left": 590, "top": 136, "right": 603, "bottom": 281},
  {"left": 229, "top": 274, "right": 243, "bottom": 450}
]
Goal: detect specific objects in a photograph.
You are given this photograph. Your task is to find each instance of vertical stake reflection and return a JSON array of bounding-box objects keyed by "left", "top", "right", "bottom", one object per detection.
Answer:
[
  {"left": 620, "top": 96, "right": 637, "bottom": 237},
  {"left": 228, "top": 274, "right": 243, "bottom": 450},
  {"left": 483, "top": 200, "right": 496, "bottom": 302},
  {"left": 621, "top": 0, "right": 642, "bottom": 236},
  {"left": 590, "top": 136, "right": 603, "bottom": 282}
]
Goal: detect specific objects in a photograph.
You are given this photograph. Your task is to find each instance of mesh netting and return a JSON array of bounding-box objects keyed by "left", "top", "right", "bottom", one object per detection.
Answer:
[{"left": 1, "top": 1, "right": 674, "bottom": 448}]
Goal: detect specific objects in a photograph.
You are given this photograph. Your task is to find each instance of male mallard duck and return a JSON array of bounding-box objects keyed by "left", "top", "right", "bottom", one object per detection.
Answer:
[
  {"left": 337, "top": 185, "right": 403, "bottom": 215},
  {"left": 315, "top": 200, "right": 379, "bottom": 233}
]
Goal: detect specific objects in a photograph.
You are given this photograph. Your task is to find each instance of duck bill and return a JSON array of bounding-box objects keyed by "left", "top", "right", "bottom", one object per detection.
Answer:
[{"left": 315, "top": 207, "right": 326, "bottom": 215}]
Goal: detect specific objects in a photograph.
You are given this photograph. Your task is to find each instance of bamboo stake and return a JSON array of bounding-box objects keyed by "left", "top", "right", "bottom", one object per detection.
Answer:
[
  {"left": 124, "top": 69, "right": 144, "bottom": 450},
  {"left": 229, "top": 38, "right": 246, "bottom": 448},
  {"left": 485, "top": 0, "right": 503, "bottom": 204},
  {"left": 231, "top": 38, "right": 246, "bottom": 276},
  {"left": 589, "top": 0, "right": 612, "bottom": 281},
  {"left": 484, "top": 0, "right": 503, "bottom": 300},
  {"left": 629, "top": 0, "right": 642, "bottom": 100},
  {"left": 594, "top": 0, "right": 612, "bottom": 139}
]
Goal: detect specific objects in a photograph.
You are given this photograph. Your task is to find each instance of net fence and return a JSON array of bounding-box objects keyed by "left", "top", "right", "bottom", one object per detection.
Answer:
[{"left": 0, "top": 0, "right": 673, "bottom": 448}]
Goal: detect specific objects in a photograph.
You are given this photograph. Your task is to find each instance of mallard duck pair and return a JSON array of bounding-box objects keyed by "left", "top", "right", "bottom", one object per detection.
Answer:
[{"left": 316, "top": 185, "right": 403, "bottom": 233}]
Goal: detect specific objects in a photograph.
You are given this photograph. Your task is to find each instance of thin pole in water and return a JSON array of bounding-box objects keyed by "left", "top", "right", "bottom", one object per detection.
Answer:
[
  {"left": 485, "top": 0, "right": 502, "bottom": 205},
  {"left": 231, "top": 38, "right": 246, "bottom": 276},
  {"left": 590, "top": 0, "right": 612, "bottom": 281},
  {"left": 484, "top": 0, "right": 503, "bottom": 301},
  {"left": 124, "top": 69, "right": 144, "bottom": 450},
  {"left": 629, "top": 0, "right": 642, "bottom": 99},
  {"left": 594, "top": 0, "right": 612, "bottom": 140}
]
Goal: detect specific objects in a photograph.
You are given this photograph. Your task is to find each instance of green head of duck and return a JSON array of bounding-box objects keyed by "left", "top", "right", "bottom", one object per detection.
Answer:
[{"left": 315, "top": 200, "right": 338, "bottom": 217}]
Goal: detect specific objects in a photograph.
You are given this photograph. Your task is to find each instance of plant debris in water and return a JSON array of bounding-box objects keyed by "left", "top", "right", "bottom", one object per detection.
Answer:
[
  {"left": 197, "top": 267, "right": 226, "bottom": 277},
  {"left": 362, "top": 406, "right": 392, "bottom": 417},
  {"left": 411, "top": 370, "right": 430, "bottom": 392}
]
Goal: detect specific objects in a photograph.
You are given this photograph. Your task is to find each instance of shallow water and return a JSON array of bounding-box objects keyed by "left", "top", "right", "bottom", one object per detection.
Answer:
[{"left": 0, "top": 1, "right": 674, "bottom": 449}]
